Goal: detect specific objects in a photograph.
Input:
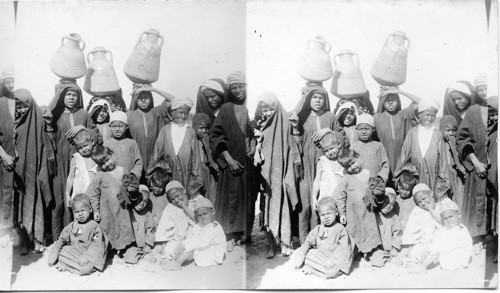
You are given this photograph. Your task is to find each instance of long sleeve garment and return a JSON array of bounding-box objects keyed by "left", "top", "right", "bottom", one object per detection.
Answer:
[
  {"left": 351, "top": 140, "right": 390, "bottom": 181},
  {"left": 131, "top": 204, "right": 155, "bottom": 248},
  {"left": 184, "top": 221, "right": 226, "bottom": 267},
  {"left": 376, "top": 210, "right": 402, "bottom": 251},
  {"left": 104, "top": 138, "right": 143, "bottom": 179},
  {"left": 428, "top": 224, "right": 473, "bottom": 270}
]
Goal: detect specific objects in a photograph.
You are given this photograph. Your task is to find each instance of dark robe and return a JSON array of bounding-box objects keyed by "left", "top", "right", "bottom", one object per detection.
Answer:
[
  {"left": 0, "top": 89, "right": 54, "bottom": 242},
  {"left": 457, "top": 104, "right": 498, "bottom": 237},
  {"left": 443, "top": 81, "right": 484, "bottom": 125},
  {"left": 195, "top": 79, "right": 230, "bottom": 124}
]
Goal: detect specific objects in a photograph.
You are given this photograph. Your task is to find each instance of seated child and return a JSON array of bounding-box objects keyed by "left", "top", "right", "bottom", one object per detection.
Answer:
[
  {"left": 123, "top": 185, "right": 155, "bottom": 264},
  {"left": 47, "top": 194, "right": 106, "bottom": 275},
  {"left": 394, "top": 163, "right": 419, "bottom": 230},
  {"left": 294, "top": 197, "right": 352, "bottom": 279},
  {"left": 148, "top": 163, "right": 172, "bottom": 228},
  {"left": 161, "top": 197, "right": 226, "bottom": 270},
  {"left": 400, "top": 183, "right": 442, "bottom": 264},
  {"left": 65, "top": 129, "right": 97, "bottom": 210},
  {"left": 152, "top": 181, "right": 195, "bottom": 262},
  {"left": 371, "top": 188, "right": 403, "bottom": 267},
  {"left": 407, "top": 200, "right": 473, "bottom": 273}
]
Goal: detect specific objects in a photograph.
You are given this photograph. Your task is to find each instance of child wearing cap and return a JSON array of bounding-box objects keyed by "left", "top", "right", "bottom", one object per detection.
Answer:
[
  {"left": 350, "top": 113, "right": 390, "bottom": 183},
  {"left": 407, "top": 200, "right": 472, "bottom": 273},
  {"left": 152, "top": 181, "right": 194, "bottom": 263},
  {"left": 162, "top": 197, "right": 226, "bottom": 270},
  {"left": 104, "top": 111, "right": 143, "bottom": 181},
  {"left": 123, "top": 185, "right": 155, "bottom": 264},
  {"left": 393, "top": 163, "right": 419, "bottom": 230},
  {"left": 371, "top": 188, "right": 403, "bottom": 267}
]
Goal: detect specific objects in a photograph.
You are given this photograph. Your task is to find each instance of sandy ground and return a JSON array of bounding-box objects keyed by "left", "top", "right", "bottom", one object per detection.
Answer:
[{"left": 1, "top": 213, "right": 498, "bottom": 290}]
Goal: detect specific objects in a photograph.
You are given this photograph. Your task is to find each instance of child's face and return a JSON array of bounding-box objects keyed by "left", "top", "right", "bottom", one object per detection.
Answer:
[
  {"left": 3, "top": 78, "right": 14, "bottom": 93},
  {"left": 310, "top": 92, "right": 325, "bottom": 113},
  {"left": 380, "top": 196, "right": 395, "bottom": 215},
  {"left": 96, "top": 106, "right": 109, "bottom": 124},
  {"left": 73, "top": 202, "right": 91, "bottom": 224},
  {"left": 397, "top": 182, "right": 413, "bottom": 199},
  {"left": 134, "top": 196, "right": 148, "bottom": 212},
  {"left": 229, "top": 83, "right": 246, "bottom": 102},
  {"left": 167, "top": 189, "right": 185, "bottom": 208},
  {"left": 110, "top": 121, "right": 128, "bottom": 139},
  {"left": 476, "top": 85, "right": 487, "bottom": 100},
  {"left": 320, "top": 140, "right": 341, "bottom": 160},
  {"left": 343, "top": 110, "right": 356, "bottom": 126},
  {"left": 195, "top": 207, "right": 215, "bottom": 227},
  {"left": 450, "top": 92, "right": 469, "bottom": 112},
  {"left": 383, "top": 95, "right": 399, "bottom": 113},
  {"left": 441, "top": 210, "right": 460, "bottom": 229},
  {"left": 15, "top": 99, "right": 29, "bottom": 119},
  {"left": 356, "top": 123, "right": 374, "bottom": 142},
  {"left": 196, "top": 121, "right": 210, "bottom": 139},
  {"left": 75, "top": 138, "right": 94, "bottom": 157},
  {"left": 99, "top": 155, "right": 116, "bottom": 172},
  {"left": 137, "top": 92, "right": 152, "bottom": 111},
  {"left": 64, "top": 90, "right": 78, "bottom": 109},
  {"left": 442, "top": 124, "right": 457, "bottom": 142},
  {"left": 418, "top": 108, "right": 437, "bottom": 127},
  {"left": 318, "top": 205, "right": 336, "bottom": 227},
  {"left": 346, "top": 158, "right": 361, "bottom": 174},
  {"left": 260, "top": 104, "right": 275, "bottom": 120},
  {"left": 172, "top": 107, "right": 190, "bottom": 125},
  {"left": 204, "top": 89, "right": 223, "bottom": 110},
  {"left": 150, "top": 180, "right": 166, "bottom": 196},
  {"left": 414, "top": 191, "right": 434, "bottom": 211}
]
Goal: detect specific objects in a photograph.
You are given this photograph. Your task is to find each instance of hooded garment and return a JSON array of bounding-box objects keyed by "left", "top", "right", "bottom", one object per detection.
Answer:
[
  {"left": 47, "top": 81, "right": 94, "bottom": 237},
  {"left": 0, "top": 89, "right": 54, "bottom": 242},
  {"left": 88, "top": 99, "right": 112, "bottom": 144},
  {"left": 443, "top": 80, "right": 484, "bottom": 125},
  {"left": 334, "top": 101, "right": 360, "bottom": 147},
  {"left": 253, "top": 93, "right": 299, "bottom": 245},
  {"left": 195, "top": 79, "right": 230, "bottom": 123}
]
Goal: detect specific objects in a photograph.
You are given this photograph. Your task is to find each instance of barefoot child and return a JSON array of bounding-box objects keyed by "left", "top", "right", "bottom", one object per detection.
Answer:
[
  {"left": 294, "top": 197, "right": 352, "bottom": 279},
  {"left": 394, "top": 163, "right": 419, "bottom": 230},
  {"left": 47, "top": 194, "right": 106, "bottom": 275},
  {"left": 161, "top": 197, "right": 226, "bottom": 270},
  {"left": 148, "top": 164, "right": 172, "bottom": 228}
]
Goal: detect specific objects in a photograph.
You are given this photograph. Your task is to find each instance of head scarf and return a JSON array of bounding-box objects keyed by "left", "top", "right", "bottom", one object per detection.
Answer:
[
  {"left": 192, "top": 113, "right": 211, "bottom": 131},
  {"left": 335, "top": 100, "right": 360, "bottom": 127},
  {"left": 473, "top": 74, "right": 487, "bottom": 90},
  {"left": 376, "top": 86, "right": 402, "bottom": 114},
  {"left": 417, "top": 100, "right": 440, "bottom": 113},
  {"left": 356, "top": 113, "right": 374, "bottom": 127},
  {"left": 47, "top": 80, "right": 84, "bottom": 124},
  {"left": 195, "top": 78, "right": 229, "bottom": 123},
  {"left": 165, "top": 180, "right": 184, "bottom": 194},
  {"left": 385, "top": 188, "right": 397, "bottom": 202},
  {"left": 129, "top": 89, "right": 154, "bottom": 111},
  {"left": 255, "top": 92, "right": 279, "bottom": 125},
  {"left": 293, "top": 84, "right": 331, "bottom": 132},
  {"left": 438, "top": 200, "right": 460, "bottom": 214},
  {"left": 443, "top": 80, "right": 476, "bottom": 123},
  {"left": 170, "top": 97, "right": 194, "bottom": 111},
  {"left": 88, "top": 99, "right": 112, "bottom": 123},
  {"left": 439, "top": 115, "right": 458, "bottom": 132},
  {"left": 1, "top": 67, "right": 14, "bottom": 80},
  {"left": 227, "top": 71, "right": 246, "bottom": 87},
  {"left": 109, "top": 110, "right": 128, "bottom": 125},
  {"left": 193, "top": 197, "right": 214, "bottom": 211},
  {"left": 86, "top": 88, "right": 127, "bottom": 112},
  {"left": 412, "top": 183, "right": 431, "bottom": 195}
]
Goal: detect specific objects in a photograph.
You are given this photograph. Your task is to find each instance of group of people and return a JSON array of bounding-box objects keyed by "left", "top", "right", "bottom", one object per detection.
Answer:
[{"left": 0, "top": 63, "right": 497, "bottom": 279}]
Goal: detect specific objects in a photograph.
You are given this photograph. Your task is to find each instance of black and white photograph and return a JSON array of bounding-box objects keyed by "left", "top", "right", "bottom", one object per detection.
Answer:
[{"left": 0, "top": 0, "right": 497, "bottom": 290}]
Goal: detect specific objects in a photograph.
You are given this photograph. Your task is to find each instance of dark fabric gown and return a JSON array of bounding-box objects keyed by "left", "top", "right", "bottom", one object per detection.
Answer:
[
  {"left": 210, "top": 102, "right": 257, "bottom": 237},
  {"left": 47, "top": 81, "right": 93, "bottom": 239},
  {"left": 350, "top": 141, "right": 390, "bottom": 182},
  {"left": 149, "top": 123, "right": 203, "bottom": 197},
  {"left": 443, "top": 80, "right": 484, "bottom": 125},
  {"left": 373, "top": 93, "right": 418, "bottom": 186},
  {"left": 127, "top": 91, "right": 170, "bottom": 174},
  {"left": 0, "top": 90, "right": 54, "bottom": 242},
  {"left": 395, "top": 126, "right": 451, "bottom": 199},
  {"left": 457, "top": 104, "right": 498, "bottom": 237},
  {"left": 195, "top": 78, "right": 230, "bottom": 124}
]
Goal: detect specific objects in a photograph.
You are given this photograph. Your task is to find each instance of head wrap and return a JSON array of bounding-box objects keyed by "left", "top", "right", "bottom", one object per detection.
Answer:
[
  {"left": 88, "top": 99, "right": 112, "bottom": 121},
  {"left": 165, "top": 180, "right": 184, "bottom": 194},
  {"left": 129, "top": 89, "right": 154, "bottom": 111},
  {"left": 356, "top": 113, "right": 375, "bottom": 127},
  {"left": 255, "top": 92, "right": 279, "bottom": 123},
  {"left": 376, "top": 86, "right": 402, "bottom": 113},
  {"left": 335, "top": 101, "right": 360, "bottom": 127},
  {"left": 1, "top": 67, "right": 14, "bottom": 80},
  {"left": 47, "top": 80, "right": 84, "bottom": 123},
  {"left": 417, "top": 100, "right": 440, "bottom": 113},
  {"left": 201, "top": 80, "right": 225, "bottom": 94},
  {"left": 171, "top": 97, "right": 194, "bottom": 111},
  {"left": 447, "top": 81, "right": 472, "bottom": 97},
  {"left": 443, "top": 80, "right": 476, "bottom": 124},
  {"left": 439, "top": 115, "right": 458, "bottom": 132},
  {"left": 473, "top": 74, "right": 487, "bottom": 89},
  {"left": 385, "top": 188, "right": 397, "bottom": 202},
  {"left": 438, "top": 199, "right": 460, "bottom": 214},
  {"left": 312, "top": 128, "right": 344, "bottom": 147},
  {"left": 412, "top": 183, "right": 431, "bottom": 195},
  {"left": 193, "top": 197, "right": 214, "bottom": 211},
  {"left": 196, "top": 78, "right": 229, "bottom": 123},
  {"left": 192, "top": 113, "right": 211, "bottom": 131},
  {"left": 109, "top": 110, "right": 128, "bottom": 125},
  {"left": 227, "top": 71, "right": 246, "bottom": 86}
]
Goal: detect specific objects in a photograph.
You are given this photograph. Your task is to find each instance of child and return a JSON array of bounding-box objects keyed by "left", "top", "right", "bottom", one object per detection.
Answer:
[
  {"left": 395, "top": 100, "right": 450, "bottom": 200},
  {"left": 393, "top": 164, "right": 419, "bottom": 230},
  {"left": 192, "top": 113, "right": 219, "bottom": 205},
  {"left": 311, "top": 129, "right": 344, "bottom": 221},
  {"left": 123, "top": 185, "right": 155, "bottom": 264},
  {"left": 294, "top": 197, "right": 352, "bottom": 279},
  {"left": 334, "top": 101, "right": 360, "bottom": 146},
  {"left": 148, "top": 164, "right": 172, "bottom": 228},
  {"left": 371, "top": 188, "right": 403, "bottom": 267},
  {"left": 350, "top": 113, "right": 390, "bottom": 182},
  {"left": 47, "top": 194, "right": 106, "bottom": 275},
  {"left": 407, "top": 200, "right": 472, "bottom": 273},
  {"left": 334, "top": 148, "right": 381, "bottom": 257},
  {"left": 373, "top": 87, "right": 420, "bottom": 186},
  {"left": 149, "top": 97, "right": 203, "bottom": 199},
  {"left": 400, "top": 183, "right": 442, "bottom": 264},
  {"left": 161, "top": 197, "right": 226, "bottom": 270},
  {"left": 88, "top": 99, "right": 112, "bottom": 144},
  {"left": 86, "top": 145, "right": 135, "bottom": 254},
  {"left": 439, "top": 115, "right": 466, "bottom": 210},
  {"left": 65, "top": 129, "right": 98, "bottom": 210},
  {"left": 153, "top": 180, "right": 195, "bottom": 262},
  {"left": 104, "top": 111, "right": 143, "bottom": 180}
]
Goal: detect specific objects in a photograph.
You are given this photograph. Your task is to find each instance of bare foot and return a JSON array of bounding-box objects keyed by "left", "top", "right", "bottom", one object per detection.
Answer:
[
  {"left": 54, "top": 263, "right": 67, "bottom": 272},
  {"left": 266, "top": 245, "right": 276, "bottom": 259},
  {"left": 281, "top": 243, "right": 292, "bottom": 257},
  {"left": 300, "top": 266, "right": 313, "bottom": 275},
  {"left": 34, "top": 240, "right": 45, "bottom": 253}
]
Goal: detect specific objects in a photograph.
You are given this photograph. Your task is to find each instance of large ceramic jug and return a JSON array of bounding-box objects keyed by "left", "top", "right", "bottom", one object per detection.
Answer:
[
  {"left": 124, "top": 29, "right": 163, "bottom": 84},
  {"left": 297, "top": 36, "right": 333, "bottom": 83},
  {"left": 370, "top": 31, "right": 410, "bottom": 86},
  {"left": 331, "top": 50, "right": 367, "bottom": 99},
  {"left": 83, "top": 47, "right": 120, "bottom": 96},
  {"left": 50, "top": 33, "right": 87, "bottom": 80}
]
